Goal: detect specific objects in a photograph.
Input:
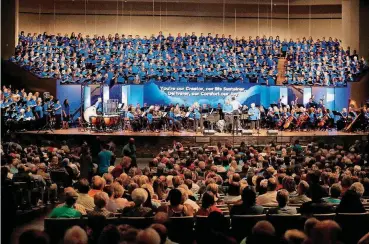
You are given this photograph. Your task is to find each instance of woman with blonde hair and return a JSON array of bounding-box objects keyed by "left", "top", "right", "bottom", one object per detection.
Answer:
[{"left": 111, "top": 182, "right": 131, "bottom": 210}]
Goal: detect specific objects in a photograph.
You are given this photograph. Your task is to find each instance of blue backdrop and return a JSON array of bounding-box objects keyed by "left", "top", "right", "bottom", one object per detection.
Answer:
[{"left": 58, "top": 83, "right": 350, "bottom": 112}]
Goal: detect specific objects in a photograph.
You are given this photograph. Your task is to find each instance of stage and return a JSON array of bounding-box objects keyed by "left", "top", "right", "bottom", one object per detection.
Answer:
[
  {"left": 15, "top": 128, "right": 366, "bottom": 157},
  {"left": 20, "top": 128, "right": 367, "bottom": 138}
]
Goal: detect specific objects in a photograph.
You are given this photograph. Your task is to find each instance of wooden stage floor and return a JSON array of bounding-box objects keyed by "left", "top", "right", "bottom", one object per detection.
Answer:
[{"left": 21, "top": 128, "right": 366, "bottom": 137}]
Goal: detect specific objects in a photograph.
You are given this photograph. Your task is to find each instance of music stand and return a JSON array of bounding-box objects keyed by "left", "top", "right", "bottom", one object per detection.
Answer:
[
  {"left": 332, "top": 111, "right": 342, "bottom": 117},
  {"left": 37, "top": 114, "right": 55, "bottom": 134}
]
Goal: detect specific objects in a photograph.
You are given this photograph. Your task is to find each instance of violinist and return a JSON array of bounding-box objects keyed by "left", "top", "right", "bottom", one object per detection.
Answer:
[
  {"left": 348, "top": 107, "right": 358, "bottom": 121},
  {"left": 273, "top": 106, "right": 280, "bottom": 128},
  {"left": 146, "top": 106, "right": 157, "bottom": 132},
  {"left": 266, "top": 107, "right": 274, "bottom": 129},
  {"left": 168, "top": 107, "right": 181, "bottom": 132},
  {"left": 308, "top": 108, "right": 316, "bottom": 130}
]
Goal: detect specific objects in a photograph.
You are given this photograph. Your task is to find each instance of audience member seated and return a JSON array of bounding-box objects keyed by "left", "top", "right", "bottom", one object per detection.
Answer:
[
  {"left": 268, "top": 189, "right": 297, "bottom": 215},
  {"left": 64, "top": 226, "right": 88, "bottom": 244},
  {"left": 309, "top": 220, "right": 342, "bottom": 244},
  {"left": 323, "top": 183, "right": 341, "bottom": 204},
  {"left": 283, "top": 229, "right": 307, "bottom": 244},
  {"left": 158, "top": 188, "right": 194, "bottom": 217},
  {"left": 76, "top": 178, "right": 95, "bottom": 211},
  {"left": 299, "top": 182, "right": 336, "bottom": 216},
  {"left": 121, "top": 188, "right": 153, "bottom": 217},
  {"left": 88, "top": 176, "right": 105, "bottom": 197},
  {"left": 196, "top": 191, "right": 222, "bottom": 216},
  {"left": 230, "top": 186, "right": 264, "bottom": 215},
  {"left": 88, "top": 191, "right": 114, "bottom": 217},
  {"left": 256, "top": 178, "right": 278, "bottom": 206},
  {"left": 244, "top": 220, "right": 277, "bottom": 244},
  {"left": 49, "top": 190, "right": 82, "bottom": 218},
  {"left": 289, "top": 180, "right": 311, "bottom": 204},
  {"left": 335, "top": 189, "right": 366, "bottom": 213}
]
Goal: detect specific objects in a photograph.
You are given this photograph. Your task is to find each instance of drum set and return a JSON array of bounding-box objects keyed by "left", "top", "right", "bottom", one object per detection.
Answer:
[{"left": 82, "top": 99, "right": 123, "bottom": 132}]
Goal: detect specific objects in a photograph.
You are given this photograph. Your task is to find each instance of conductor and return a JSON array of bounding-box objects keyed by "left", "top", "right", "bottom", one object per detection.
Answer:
[{"left": 230, "top": 97, "right": 242, "bottom": 134}]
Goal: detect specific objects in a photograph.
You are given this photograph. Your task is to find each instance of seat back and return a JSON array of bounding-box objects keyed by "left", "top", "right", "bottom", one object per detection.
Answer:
[
  {"left": 195, "top": 215, "right": 231, "bottom": 243},
  {"left": 50, "top": 170, "right": 71, "bottom": 187},
  {"left": 231, "top": 214, "right": 267, "bottom": 242},
  {"left": 44, "top": 218, "right": 86, "bottom": 244},
  {"left": 335, "top": 213, "right": 369, "bottom": 244},
  {"left": 267, "top": 214, "right": 303, "bottom": 237},
  {"left": 167, "top": 217, "right": 194, "bottom": 243},
  {"left": 312, "top": 213, "right": 336, "bottom": 221},
  {"left": 110, "top": 217, "right": 153, "bottom": 229}
]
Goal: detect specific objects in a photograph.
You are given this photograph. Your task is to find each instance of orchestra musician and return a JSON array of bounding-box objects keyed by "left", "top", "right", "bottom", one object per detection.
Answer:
[
  {"left": 308, "top": 107, "right": 316, "bottom": 130},
  {"left": 94, "top": 97, "right": 103, "bottom": 115},
  {"left": 248, "top": 103, "right": 260, "bottom": 132},
  {"left": 266, "top": 107, "right": 275, "bottom": 129},
  {"left": 168, "top": 107, "right": 181, "bottom": 132}
]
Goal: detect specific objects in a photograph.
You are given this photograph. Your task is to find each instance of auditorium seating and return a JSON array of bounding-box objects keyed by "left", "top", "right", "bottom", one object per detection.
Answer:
[
  {"left": 230, "top": 214, "right": 267, "bottom": 241},
  {"left": 44, "top": 211, "right": 369, "bottom": 244},
  {"left": 335, "top": 213, "right": 369, "bottom": 244},
  {"left": 11, "top": 32, "right": 367, "bottom": 85},
  {"left": 268, "top": 214, "right": 305, "bottom": 237}
]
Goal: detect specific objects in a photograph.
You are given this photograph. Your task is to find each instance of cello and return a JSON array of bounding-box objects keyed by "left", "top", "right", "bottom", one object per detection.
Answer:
[
  {"left": 296, "top": 108, "right": 309, "bottom": 128},
  {"left": 283, "top": 115, "right": 295, "bottom": 129}
]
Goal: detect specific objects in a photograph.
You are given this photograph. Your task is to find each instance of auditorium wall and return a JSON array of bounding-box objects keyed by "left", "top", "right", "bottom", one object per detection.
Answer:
[{"left": 19, "top": 13, "right": 342, "bottom": 40}]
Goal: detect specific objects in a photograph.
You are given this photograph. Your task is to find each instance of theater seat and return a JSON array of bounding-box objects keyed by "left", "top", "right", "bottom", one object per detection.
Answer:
[
  {"left": 110, "top": 217, "right": 153, "bottom": 229},
  {"left": 312, "top": 213, "right": 336, "bottom": 221},
  {"left": 44, "top": 218, "right": 86, "bottom": 244},
  {"left": 231, "top": 214, "right": 267, "bottom": 242},
  {"left": 267, "top": 214, "right": 304, "bottom": 237},
  {"left": 335, "top": 213, "right": 369, "bottom": 244},
  {"left": 195, "top": 215, "right": 231, "bottom": 244},
  {"left": 167, "top": 216, "right": 194, "bottom": 243}
]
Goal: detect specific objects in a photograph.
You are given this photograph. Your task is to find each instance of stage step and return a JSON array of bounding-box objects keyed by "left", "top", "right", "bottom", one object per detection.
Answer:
[{"left": 277, "top": 58, "right": 286, "bottom": 85}]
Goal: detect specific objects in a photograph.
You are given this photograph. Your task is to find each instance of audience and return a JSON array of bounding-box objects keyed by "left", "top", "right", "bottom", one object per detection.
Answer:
[{"left": 5, "top": 137, "right": 369, "bottom": 244}]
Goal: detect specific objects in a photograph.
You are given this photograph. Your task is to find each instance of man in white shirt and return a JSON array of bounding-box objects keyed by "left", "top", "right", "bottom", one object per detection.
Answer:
[
  {"left": 230, "top": 97, "right": 241, "bottom": 112},
  {"left": 230, "top": 97, "right": 241, "bottom": 134}
]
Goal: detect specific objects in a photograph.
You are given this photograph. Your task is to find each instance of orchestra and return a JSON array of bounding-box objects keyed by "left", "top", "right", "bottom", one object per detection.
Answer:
[
  {"left": 80, "top": 96, "right": 368, "bottom": 134},
  {"left": 2, "top": 86, "right": 368, "bottom": 134}
]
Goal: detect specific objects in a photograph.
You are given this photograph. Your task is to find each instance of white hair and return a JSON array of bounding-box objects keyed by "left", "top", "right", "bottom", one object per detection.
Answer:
[
  {"left": 64, "top": 226, "right": 88, "bottom": 244},
  {"left": 132, "top": 188, "right": 148, "bottom": 205},
  {"left": 350, "top": 182, "right": 365, "bottom": 197}
]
